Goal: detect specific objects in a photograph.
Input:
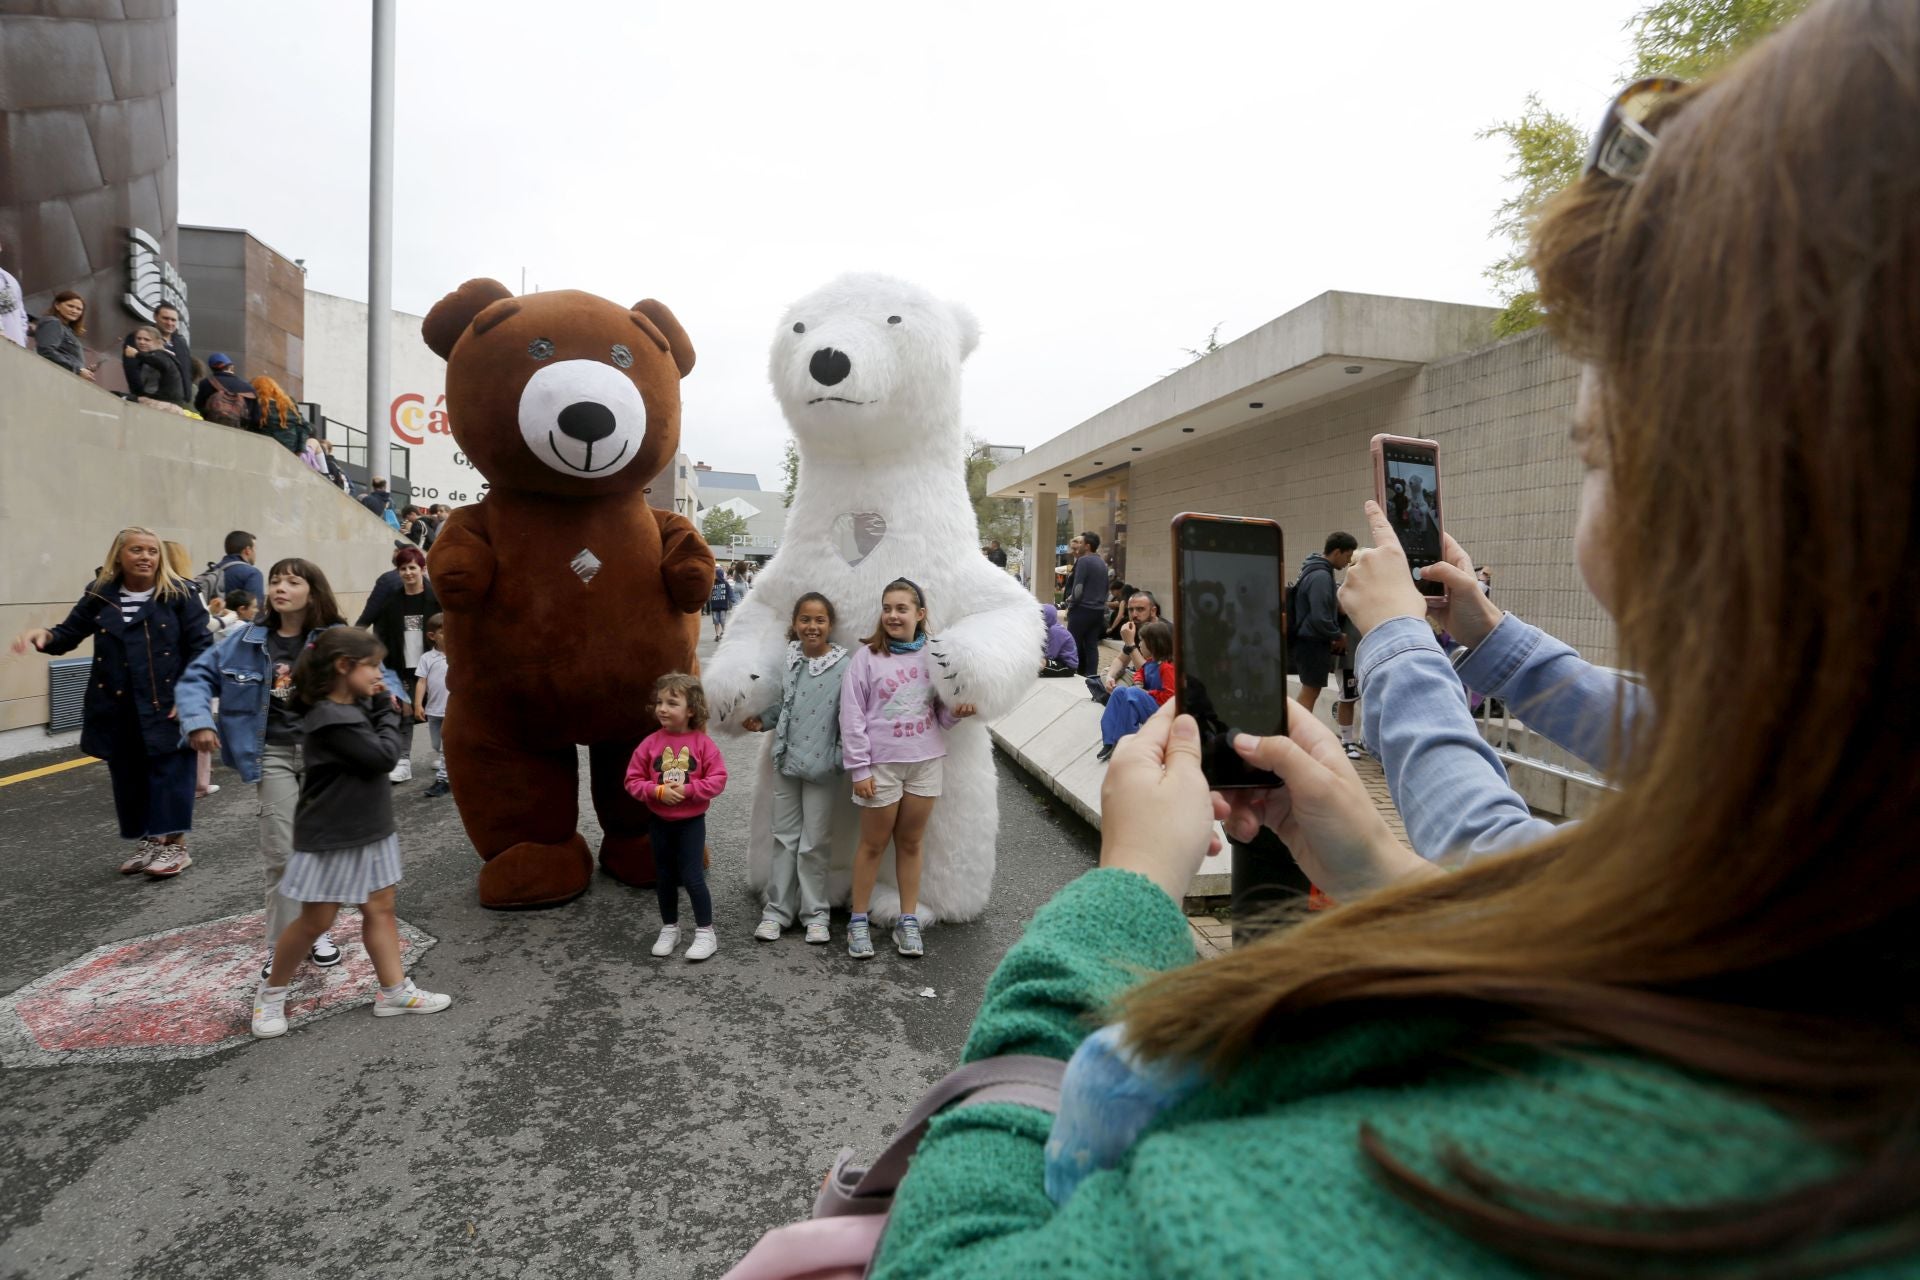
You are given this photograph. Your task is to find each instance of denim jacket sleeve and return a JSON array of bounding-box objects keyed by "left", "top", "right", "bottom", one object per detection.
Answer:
[
  {"left": 1452, "top": 614, "right": 1646, "bottom": 773},
  {"left": 1357, "top": 617, "right": 1560, "bottom": 863}
]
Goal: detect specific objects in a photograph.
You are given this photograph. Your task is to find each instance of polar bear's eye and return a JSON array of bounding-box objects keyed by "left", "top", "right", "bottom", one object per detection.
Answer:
[
  {"left": 792, "top": 322, "right": 806, "bottom": 334},
  {"left": 610, "top": 344, "right": 634, "bottom": 368},
  {"left": 528, "top": 338, "right": 554, "bottom": 360},
  {"left": 887, "top": 315, "right": 902, "bottom": 325}
]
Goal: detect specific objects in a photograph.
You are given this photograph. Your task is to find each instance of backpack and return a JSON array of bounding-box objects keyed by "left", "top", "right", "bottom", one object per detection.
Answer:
[
  {"left": 193, "top": 561, "right": 229, "bottom": 603},
  {"left": 1286, "top": 562, "right": 1331, "bottom": 642},
  {"left": 724, "top": 1055, "right": 1064, "bottom": 1279},
  {"left": 203, "top": 377, "right": 254, "bottom": 427}
]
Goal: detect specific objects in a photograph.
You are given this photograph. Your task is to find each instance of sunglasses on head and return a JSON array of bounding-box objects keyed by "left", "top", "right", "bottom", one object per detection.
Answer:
[{"left": 1584, "top": 76, "right": 1687, "bottom": 182}]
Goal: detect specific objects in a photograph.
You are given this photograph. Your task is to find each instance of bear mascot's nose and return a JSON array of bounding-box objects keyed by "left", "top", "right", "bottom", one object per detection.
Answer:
[
  {"left": 809, "top": 347, "right": 852, "bottom": 387},
  {"left": 556, "top": 400, "right": 617, "bottom": 443}
]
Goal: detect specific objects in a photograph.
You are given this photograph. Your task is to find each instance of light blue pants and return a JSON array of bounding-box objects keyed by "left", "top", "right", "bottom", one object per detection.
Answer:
[{"left": 765, "top": 771, "right": 833, "bottom": 927}]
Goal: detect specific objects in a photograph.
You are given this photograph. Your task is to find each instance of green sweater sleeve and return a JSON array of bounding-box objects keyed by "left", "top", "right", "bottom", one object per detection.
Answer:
[{"left": 873, "top": 869, "right": 1196, "bottom": 1279}]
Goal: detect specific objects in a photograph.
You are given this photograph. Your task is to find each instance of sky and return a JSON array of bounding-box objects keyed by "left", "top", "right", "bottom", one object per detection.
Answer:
[{"left": 177, "top": 0, "right": 1642, "bottom": 480}]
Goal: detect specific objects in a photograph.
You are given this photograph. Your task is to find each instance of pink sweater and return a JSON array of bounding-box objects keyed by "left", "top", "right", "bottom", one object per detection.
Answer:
[
  {"left": 838, "top": 645, "right": 961, "bottom": 782},
  {"left": 624, "top": 728, "right": 728, "bottom": 820}
]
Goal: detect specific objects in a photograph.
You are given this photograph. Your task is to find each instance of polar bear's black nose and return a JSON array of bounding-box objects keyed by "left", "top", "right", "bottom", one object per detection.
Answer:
[
  {"left": 809, "top": 347, "right": 852, "bottom": 387},
  {"left": 557, "top": 400, "right": 617, "bottom": 443}
]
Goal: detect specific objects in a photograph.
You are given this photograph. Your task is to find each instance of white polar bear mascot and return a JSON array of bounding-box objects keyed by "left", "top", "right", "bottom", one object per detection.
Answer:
[{"left": 703, "top": 272, "right": 1041, "bottom": 925}]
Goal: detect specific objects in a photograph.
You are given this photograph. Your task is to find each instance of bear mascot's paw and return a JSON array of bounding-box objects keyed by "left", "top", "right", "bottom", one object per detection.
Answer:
[
  {"left": 423, "top": 278, "right": 712, "bottom": 910},
  {"left": 478, "top": 835, "right": 596, "bottom": 910}
]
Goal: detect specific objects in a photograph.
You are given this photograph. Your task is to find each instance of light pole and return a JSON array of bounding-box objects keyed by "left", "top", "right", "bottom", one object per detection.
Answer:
[{"left": 367, "top": 0, "right": 395, "bottom": 488}]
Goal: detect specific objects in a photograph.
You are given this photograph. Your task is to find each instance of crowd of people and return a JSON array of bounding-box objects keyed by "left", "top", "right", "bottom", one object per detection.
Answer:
[{"left": 11, "top": 532, "right": 461, "bottom": 1037}]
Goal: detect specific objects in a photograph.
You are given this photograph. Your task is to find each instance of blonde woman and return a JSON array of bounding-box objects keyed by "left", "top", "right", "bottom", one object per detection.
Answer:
[{"left": 12, "top": 528, "right": 212, "bottom": 877}]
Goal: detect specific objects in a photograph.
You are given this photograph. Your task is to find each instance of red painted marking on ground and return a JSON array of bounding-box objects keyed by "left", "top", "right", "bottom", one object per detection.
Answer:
[{"left": 1, "top": 911, "right": 436, "bottom": 1067}]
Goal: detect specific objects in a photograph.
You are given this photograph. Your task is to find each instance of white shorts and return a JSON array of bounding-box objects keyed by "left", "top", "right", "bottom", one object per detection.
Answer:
[{"left": 854, "top": 758, "right": 944, "bottom": 808}]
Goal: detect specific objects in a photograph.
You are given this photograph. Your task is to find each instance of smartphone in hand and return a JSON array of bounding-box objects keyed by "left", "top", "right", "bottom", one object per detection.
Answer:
[
  {"left": 1171, "top": 513, "right": 1288, "bottom": 789},
  {"left": 1371, "top": 434, "right": 1448, "bottom": 606}
]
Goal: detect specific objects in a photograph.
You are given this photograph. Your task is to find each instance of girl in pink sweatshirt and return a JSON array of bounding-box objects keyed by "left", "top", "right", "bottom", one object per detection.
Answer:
[
  {"left": 624, "top": 673, "right": 728, "bottom": 961},
  {"left": 838, "top": 579, "right": 976, "bottom": 960}
]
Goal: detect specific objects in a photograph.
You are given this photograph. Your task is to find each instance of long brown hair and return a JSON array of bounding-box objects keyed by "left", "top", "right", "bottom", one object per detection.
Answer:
[
  {"left": 51, "top": 290, "right": 85, "bottom": 335},
  {"left": 292, "top": 627, "right": 386, "bottom": 709},
  {"left": 860, "top": 579, "right": 927, "bottom": 654},
  {"left": 1122, "top": 1, "right": 1920, "bottom": 1272},
  {"left": 259, "top": 558, "right": 345, "bottom": 634}
]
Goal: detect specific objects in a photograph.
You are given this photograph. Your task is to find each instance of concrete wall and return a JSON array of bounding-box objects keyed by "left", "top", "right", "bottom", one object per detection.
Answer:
[
  {"left": 1126, "top": 327, "right": 1615, "bottom": 666},
  {"left": 178, "top": 226, "right": 305, "bottom": 398},
  {"left": 0, "top": 339, "right": 407, "bottom": 754}
]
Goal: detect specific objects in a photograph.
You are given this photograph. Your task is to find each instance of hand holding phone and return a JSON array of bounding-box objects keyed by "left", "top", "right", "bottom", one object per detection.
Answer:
[
  {"left": 1337, "top": 501, "right": 1433, "bottom": 637},
  {"left": 1171, "top": 513, "right": 1290, "bottom": 790},
  {"left": 1370, "top": 434, "right": 1448, "bottom": 606}
]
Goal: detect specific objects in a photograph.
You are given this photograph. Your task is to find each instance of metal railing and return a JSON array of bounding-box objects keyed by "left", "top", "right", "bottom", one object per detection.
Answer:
[
  {"left": 313, "top": 414, "right": 412, "bottom": 505},
  {"left": 1476, "top": 666, "right": 1637, "bottom": 791}
]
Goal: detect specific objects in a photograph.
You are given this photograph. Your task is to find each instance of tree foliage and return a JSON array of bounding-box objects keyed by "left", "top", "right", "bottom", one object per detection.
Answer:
[
  {"left": 1174, "top": 323, "right": 1226, "bottom": 372},
  {"left": 966, "top": 439, "right": 1027, "bottom": 552},
  {"left": 1484, "top": 0, "right": 1809, "bottom": 335},
  {"left": 1628, "top": 0, "right": 1809, "bottom": 78},
  {"left": 780, "top": 440, "right": 799, "bottom": 505},
  {"left": 701, "top": 506, "right": 750, "bottom": 548}
]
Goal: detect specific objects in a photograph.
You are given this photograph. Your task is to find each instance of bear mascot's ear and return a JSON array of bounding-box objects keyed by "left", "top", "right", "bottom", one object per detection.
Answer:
[
  {"left": 950, "top": 301, "right": 981, "bottom": 363},
  {"left": 423, "top": 278, "right": 516, "bottom": 360},
  {"left": 628, "top": 299, "right": 696, "bottom": 379}
]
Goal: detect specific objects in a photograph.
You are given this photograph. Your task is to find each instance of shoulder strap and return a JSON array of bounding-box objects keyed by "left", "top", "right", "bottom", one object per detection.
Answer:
[{"left": 813, "top": 1054, "right": 1065, "bottom": 1219}]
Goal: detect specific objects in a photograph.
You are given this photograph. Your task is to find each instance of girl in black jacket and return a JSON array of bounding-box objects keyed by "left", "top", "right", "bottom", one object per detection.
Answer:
[
  {"left": 251, "top": 628, "right": 453, "bottom": 1039},
  {"left": 11, "top": 527, "right": 211, "bottom": 876}
]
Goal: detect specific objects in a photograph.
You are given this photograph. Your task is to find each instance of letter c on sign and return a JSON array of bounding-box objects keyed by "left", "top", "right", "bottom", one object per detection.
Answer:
[{"left": 391, "top": 392, "right": 427, "bottom": 445}]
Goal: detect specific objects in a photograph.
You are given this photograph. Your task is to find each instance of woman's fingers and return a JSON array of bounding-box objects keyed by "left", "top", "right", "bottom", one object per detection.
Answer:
[
  {"left": 1441, "top": 532, "right": 1476, "bottom": 577},
  {"left": 1363, "top": 499, "right": 1400, "bottom": 549}
]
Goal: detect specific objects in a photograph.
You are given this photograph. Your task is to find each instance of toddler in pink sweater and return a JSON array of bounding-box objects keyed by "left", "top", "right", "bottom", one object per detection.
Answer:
[
  {"left": 838, "top": 578, "right": 975, "bottom": 960},
  {"left": 624, "top": 673, "right": 728, "bottom": 961}
]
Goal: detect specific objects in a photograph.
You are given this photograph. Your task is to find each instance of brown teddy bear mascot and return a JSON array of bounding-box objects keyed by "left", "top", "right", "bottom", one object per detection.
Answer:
[{"left": 422, "top": 279, "right": 714, "bottom": 908}]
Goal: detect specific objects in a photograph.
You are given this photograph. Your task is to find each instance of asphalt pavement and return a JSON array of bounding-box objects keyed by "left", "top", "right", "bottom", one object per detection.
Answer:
[{"left": 0, "top": 638, "right": 1100, "bottom": 1280}]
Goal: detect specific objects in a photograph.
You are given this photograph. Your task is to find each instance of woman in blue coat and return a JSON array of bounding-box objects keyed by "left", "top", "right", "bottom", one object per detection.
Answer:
[{"left": 12, "top": 527, "right": 212, "bottom": 877}]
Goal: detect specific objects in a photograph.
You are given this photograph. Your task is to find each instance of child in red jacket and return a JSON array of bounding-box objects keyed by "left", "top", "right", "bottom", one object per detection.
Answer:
[{"left": 625, "top": 673, "right": 728, "bottom": 961}]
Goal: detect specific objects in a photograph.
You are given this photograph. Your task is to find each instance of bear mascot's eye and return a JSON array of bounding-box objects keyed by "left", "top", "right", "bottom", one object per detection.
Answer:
[
  {"left": 528, "top": 338, "right": 555, "bottom": 360},
  {"left": 610, "top": 343, "right": 634, "bottom": 368},
  {"left": 887, "top": 315, "right": 902, "bottom": 325},
  {"left": 792, "top": 322, "right": 806, "bottom": 334}
]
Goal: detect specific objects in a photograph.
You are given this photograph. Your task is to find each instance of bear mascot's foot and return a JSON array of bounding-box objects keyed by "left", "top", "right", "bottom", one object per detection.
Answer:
[
  {"left": 478, "top": 835, "right": 594, "bottom": 909},
  {"left": 597, "top": 832, "right": 657, "bottom": 888}
]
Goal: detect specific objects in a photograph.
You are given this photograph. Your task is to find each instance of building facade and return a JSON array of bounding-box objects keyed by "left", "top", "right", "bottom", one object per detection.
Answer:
[{"left": 989, "top": 292, "right": 1614, "bottom": 667}]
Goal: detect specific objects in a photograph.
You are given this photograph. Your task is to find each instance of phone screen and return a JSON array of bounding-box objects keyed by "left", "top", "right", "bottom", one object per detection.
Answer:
[
  {"left": 1175, "top": 517, "right": 1287, "bottom": 789},
  {"left": 1381, "top": 440, "right": 1444, "bottom": 596}
]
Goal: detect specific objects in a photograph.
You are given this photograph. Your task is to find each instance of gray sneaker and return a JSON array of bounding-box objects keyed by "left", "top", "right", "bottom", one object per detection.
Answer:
[
  {"left": 892, "top": 916, "right": 924, "bottom": 958},
  {"left": 847, "top": 918, "right": 875, "bottom": 960}
]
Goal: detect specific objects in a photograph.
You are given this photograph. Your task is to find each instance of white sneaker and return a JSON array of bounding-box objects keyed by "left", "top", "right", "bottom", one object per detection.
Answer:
[
  {"left": 804, "top": 920, "right": 830, "bottom": 945},
  {"left": 685, "top": 927, "right": 717, "bottom": 962},
  {"left": 251, "top": 986, "right": 289, "bottom": 1038},
  {"left": 310, "top": 933, "right": 342, "bottom": 967},
  {"left": 752, "top": 919, "right": 782, "bottom": 942},
  {"left": 389, "top": 758, "right": 413, "bottom": 784},
  {"left": 372, "top": 979, "right": 452, "bottom": 1016},
  {"left": 650, "top": 925, "right": 681, "bottom": 957}
]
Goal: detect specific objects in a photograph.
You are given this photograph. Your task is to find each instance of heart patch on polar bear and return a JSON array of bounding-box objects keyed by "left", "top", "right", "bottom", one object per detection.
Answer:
[{"left": 829, "top": 512, "right": 888, "bottom": 566}]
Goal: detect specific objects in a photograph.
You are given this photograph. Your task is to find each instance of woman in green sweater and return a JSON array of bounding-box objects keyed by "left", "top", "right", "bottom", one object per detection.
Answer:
[{"left": 874, "top": 3, "right": 1920, "bottom": 1275}]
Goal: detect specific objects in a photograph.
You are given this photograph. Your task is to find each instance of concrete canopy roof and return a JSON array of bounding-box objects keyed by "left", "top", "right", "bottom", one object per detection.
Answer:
[{"left": 987, "top": 291, "right": 1499, "bottom": 498}]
